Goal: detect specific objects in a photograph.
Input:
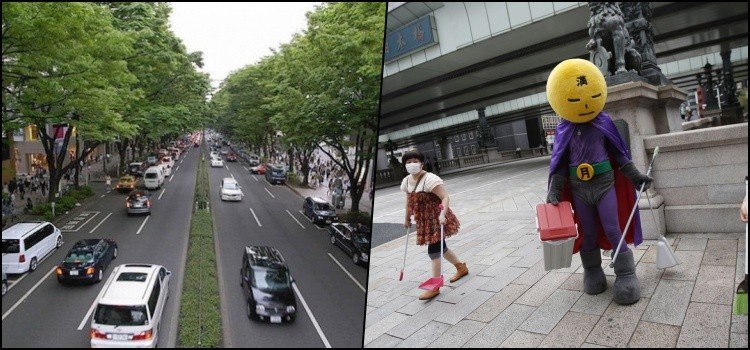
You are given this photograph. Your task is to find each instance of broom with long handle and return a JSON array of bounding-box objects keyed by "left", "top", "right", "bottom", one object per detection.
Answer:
[
  {"left": 734, "top": 177, "right": 748, "bottom": 315},
  {"left": 399, "top": 226, "right": 410, "bottom": 281}
]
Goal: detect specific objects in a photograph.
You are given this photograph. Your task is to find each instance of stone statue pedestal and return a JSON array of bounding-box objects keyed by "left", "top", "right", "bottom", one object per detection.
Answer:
[{"left": 604, "top": 80, "right": 687, "bottom": 239}]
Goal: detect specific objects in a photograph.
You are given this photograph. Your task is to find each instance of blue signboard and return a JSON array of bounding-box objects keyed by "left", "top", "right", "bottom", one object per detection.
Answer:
[{"left": 384, "top": 15, "right": 438, "bottom": 62}]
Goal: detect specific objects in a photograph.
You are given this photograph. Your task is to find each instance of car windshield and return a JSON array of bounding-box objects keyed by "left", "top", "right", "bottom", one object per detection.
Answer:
[
  {"left": 64, "top": 249, "right": 94, "bottom": 263},
  {"left": 353, "top": 234, "right": 370, "bottom": 245},
  {"left": 119, "top": 177, "right": 132, "bottom": 183},
  {"left": 2, "top": 239, "right": 20, "bottom": 254},
  {"left": 128, "top": 193, "right": 147, "bottom": 201},
  {"left": 314, "top": 203, "right": 332, "bottom": 211},
  {"left": 223, "top": 182, "right": 239, "bottom": 190},
  {"left": 94, "top": 304, "right": 148, "bottom": 326},
  {"left": 251, "top": 267, "right": 291, "bottom": 292}
]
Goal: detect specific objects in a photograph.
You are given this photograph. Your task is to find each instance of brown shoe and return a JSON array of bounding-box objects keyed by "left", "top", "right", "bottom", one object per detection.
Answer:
[
  {"left": 450, "top": 262, "right": 469, "bottom": 283},
  {"left": 418, "top": 288, "right": 440, "bottom": 300}
]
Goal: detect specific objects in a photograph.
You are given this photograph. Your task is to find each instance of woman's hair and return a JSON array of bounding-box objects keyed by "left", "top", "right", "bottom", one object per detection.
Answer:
[{"left": 402, "top": 150, "right": 424, "bottom": 164}]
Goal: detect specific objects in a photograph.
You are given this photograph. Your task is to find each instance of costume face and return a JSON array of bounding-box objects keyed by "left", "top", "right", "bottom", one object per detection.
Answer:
[{"left": 546, "top": 59, "right": 607, "bottom": 123}]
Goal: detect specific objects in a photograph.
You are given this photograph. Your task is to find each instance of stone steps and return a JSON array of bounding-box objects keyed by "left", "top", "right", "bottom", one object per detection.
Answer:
[{"left": 665, "top": 203, "right": 743, "bottom": 233}]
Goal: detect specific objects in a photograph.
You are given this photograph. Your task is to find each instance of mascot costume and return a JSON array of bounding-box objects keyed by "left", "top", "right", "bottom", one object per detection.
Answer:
[{"left": 546, "top": 59, "right": 652, "bottom": 305}]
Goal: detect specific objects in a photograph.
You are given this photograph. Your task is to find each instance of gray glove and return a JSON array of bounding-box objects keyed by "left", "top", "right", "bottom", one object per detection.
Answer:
[
  {"left": 620, "top": 161, "right": 652, "bottom": 190},
  {"left": 546, "top": 174, "right": 566, "bottom": 205}
]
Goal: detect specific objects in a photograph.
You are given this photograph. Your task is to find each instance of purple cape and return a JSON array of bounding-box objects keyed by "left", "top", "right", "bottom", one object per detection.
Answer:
[{"left": 547, "top": 112, "right": 643, "bottom": 253}]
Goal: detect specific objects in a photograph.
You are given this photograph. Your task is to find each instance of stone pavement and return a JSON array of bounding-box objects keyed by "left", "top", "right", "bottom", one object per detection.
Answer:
[{"left": 366, "top": 156, "right": 747, "bottom": 348}]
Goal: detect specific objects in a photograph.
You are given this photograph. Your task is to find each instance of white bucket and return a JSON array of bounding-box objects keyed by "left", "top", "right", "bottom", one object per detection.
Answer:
[{"left": 539, "top": 234, "right": 577, "bottom": 271}]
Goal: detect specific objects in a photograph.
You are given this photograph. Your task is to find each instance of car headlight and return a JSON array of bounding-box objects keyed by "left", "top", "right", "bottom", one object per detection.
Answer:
[
  {"left": 256, "top": 305, "right": 265, "bottom": 313},
  {"left": 286, "top": 306, "right": 296, "bottom": 313}
]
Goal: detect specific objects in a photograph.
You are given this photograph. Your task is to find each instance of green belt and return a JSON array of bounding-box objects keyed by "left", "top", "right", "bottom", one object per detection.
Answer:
[{"left": 569, "top": 160, "right": 612, "bottom": 179}]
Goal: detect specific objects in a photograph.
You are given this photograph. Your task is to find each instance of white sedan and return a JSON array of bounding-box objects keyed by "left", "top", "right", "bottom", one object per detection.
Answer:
[{"left": 211, "top": 157, "right": 224, "bottom": 167}]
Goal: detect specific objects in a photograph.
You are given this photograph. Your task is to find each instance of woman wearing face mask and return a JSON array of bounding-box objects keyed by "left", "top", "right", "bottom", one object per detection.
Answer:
[{"left": 401, "top": 150, "right": 468, "bottom": 300}]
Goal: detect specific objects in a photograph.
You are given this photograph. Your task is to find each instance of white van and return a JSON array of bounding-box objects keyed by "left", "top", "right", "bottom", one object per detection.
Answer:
[
  {"left": 2, "top": 222, "right": 63, "bottom": 274},
  {"left": 90, "top": 264, "right": 171, "bottom": 348},
  {"left": 143, "top": 166, "right": 164, "bottom": 190}
]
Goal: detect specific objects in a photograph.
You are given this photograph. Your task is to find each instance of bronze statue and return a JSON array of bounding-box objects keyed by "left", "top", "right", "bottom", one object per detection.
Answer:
[{"left": 586, "top": 2, "right": 642, "bottom": 76}]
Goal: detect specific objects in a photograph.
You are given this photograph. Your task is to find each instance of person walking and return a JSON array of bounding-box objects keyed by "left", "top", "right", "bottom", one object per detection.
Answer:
[
  {"left": 401, "top": 150, "right": 468, "bottom": 300},
  {"left": 18, "top": 180, "right": 25, "bottom": 200}
]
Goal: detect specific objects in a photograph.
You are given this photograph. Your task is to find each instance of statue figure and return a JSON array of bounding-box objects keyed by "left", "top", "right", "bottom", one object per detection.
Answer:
[
  {"left": 702, "top": 63, "right": 719, "bottom": 109},
  {"left": 586, "top": 2, "right": 642, "bottom": 77},
  {"left": 621, "top": 2, "right": 670, "bottom": 85}
]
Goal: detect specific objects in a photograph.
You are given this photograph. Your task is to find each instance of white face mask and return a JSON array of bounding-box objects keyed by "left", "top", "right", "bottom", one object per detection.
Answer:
[{"left": 405, "top": 162, "right": 422, "bottom": 175}]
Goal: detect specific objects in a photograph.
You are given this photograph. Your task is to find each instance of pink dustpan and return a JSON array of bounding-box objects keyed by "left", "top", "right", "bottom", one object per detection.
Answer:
[{"left": 419, "top": 275, "right": 444, "bottom": 291}]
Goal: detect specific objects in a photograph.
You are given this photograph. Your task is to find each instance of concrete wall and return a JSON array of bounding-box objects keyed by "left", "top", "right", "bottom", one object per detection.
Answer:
[{"left": 644, "top": 123, "right": 748, "bottom": 233}]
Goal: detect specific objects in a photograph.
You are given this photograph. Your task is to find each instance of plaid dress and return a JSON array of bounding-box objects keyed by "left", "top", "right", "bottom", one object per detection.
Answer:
[{"left": 406, "top": 174, "right": 460, "bottom": 245}]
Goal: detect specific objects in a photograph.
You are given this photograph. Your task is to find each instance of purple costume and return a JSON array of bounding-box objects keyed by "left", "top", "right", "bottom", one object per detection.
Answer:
[{"left": 548, "top": 112, "right": 643, "bottom": 254}]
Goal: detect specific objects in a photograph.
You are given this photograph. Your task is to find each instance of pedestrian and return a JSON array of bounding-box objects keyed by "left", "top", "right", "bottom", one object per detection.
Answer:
[
  {"left": 401, "top": 150, "right": 468, "bottom": 300},
  {"left": 41, "top": 180, "right": 47, "bottom": 197},
  {"left": 8, "top": 178, "right": 16, "bottom": 196},
  {"left": 25, "top": 197, "right": 33, "bottom": 214},
  {"left": 18, "top": 181, "right": 25, "bottom": 200}
]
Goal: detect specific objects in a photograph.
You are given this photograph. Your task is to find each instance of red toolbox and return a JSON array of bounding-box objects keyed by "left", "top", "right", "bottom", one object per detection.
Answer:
[{"left": 536, "top": 201, "right": 578, "bottom": 271}]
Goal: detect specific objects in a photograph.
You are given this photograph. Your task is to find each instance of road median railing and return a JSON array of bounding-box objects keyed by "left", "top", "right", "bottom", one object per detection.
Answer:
[{"left": 177, "top": 147, "right": 222, "bottom": 348}]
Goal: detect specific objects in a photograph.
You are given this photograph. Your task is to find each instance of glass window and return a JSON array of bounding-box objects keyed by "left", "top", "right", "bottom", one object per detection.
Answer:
[
  {"left": 462, "top": 133, "right": 467, "bottom": 141},
  {"left": 472, "top": 145, "right": 477, "bottom": 154},
  {"left": 117, "top": 273, "right": 148, "bottom": 282},
  {"left": 454, "top": 135, "right": 459, "bottom": 143},
  {"left": 464, "top": 146, "right": 469, "bottom": 155},
  {"left": 251, "top": 267, "right": 292, "bottom": 292},
  {"left": 148, "top": 279, "right": 161, "bottom": 316},
  {"left": 2, "top": 239, "right": 20, "bottom": 254},
  {"left": 94, "top": 304, "right": 148, "bottom": 326},
  {"left": 469, "top": 131, "right": 474, "bottom": 139}
]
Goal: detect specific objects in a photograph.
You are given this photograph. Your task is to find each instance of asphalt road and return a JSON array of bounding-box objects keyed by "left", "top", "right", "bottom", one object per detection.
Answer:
[
  {"left": 206, "top": 146, "right": 367, "bottom": 348},
  {"left": 1, "top": 145, "right": 199, "bottom": 348}
]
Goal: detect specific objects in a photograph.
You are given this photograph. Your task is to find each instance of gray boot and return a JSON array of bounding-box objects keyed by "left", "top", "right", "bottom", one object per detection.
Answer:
[
  {"left": 580, "top": 248, "right": 607, "bottom": 295},
  {"left": 612, "top": 249, "right": 641, "bottom": 305}
]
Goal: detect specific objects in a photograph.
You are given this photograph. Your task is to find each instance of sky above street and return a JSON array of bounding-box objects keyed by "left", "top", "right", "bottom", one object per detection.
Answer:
[{"left": 169, "top": 2, "right": 320, "bottom": 90}]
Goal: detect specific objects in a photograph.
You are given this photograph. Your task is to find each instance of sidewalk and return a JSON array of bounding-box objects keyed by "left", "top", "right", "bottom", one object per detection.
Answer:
[
  {"left": 286, "top": 180, "right": 373, "bottom": 214},
  {"left": 365, "top": 156, "right": 747, "bottom": 348}
]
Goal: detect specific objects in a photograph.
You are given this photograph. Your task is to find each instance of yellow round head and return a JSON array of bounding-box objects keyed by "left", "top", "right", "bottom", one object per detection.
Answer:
[{"left": 546, "top": 59, "right": 607, "bottom": 123}]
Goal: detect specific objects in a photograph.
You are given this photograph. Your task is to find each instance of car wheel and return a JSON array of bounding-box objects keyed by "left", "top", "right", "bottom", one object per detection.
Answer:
[
  {"left": 246, "top": 300, "right": 254, "bottom": 320},
  {"left": 29, "top": 258, "right": 38, "bottom": 272},
  {"left": 56, "top": 236, "right": 63, "bottom": 249},
  {"left": 352, "top": 254, "right": 360, "bottom": 265},
  {"left": 330, "top": 235, "right": 336, "bottom": 246},
  {"left": 113, "top": 247, "right": 118, "bottom": 259},
  {"left": 2, "top": 281, "right": 7, "bottom": 296}
]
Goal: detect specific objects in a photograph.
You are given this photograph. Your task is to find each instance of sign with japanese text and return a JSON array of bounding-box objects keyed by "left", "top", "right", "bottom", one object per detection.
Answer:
[{"left": 384, "top": 15, "right": 438, "bottom": 62}]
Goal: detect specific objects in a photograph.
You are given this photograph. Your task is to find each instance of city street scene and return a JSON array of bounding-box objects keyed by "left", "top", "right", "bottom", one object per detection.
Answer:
[
  {"left": 368, "top": 2, "right": 747, "bottom": 349},
  {"left": 3, "top": 2, "right": 383, "bottom": 348}
]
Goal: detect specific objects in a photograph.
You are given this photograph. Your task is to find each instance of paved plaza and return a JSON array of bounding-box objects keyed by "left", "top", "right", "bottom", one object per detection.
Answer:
[{"left": 366, "top": 156, "right": 747, "bottom": 348}]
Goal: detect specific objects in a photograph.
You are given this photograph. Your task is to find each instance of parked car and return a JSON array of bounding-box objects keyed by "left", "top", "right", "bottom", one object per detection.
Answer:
[
  {"left": 90, "top": 264, "right": 171, "bottom": 348},
  {"left": 146, "top": 156, "right": 158, "bottom": 166},
  {"left": 211, "top": 157, "right": 224, "bottom": 168},
  {"left": 302, "top": 197, "right": 338, "bottom": 225},
  {"left": 126, "top": 190, "right": 152, "bottom": 215},
  {"left": 240, "top": 246, "right": 297, "bottom": 323},
  {"left": 226, "top": 152, "right": 237, "bottom": 162},
  {"left": 2, "top": 272, "right": 7, "bottom": 297},
  {"left": 116, "top": 175, "right": 137, "bottom": 193},
  {"left": 210, "top": 151, "right": 219, "bottom": 159},
  {"left": 160, "top": 157, "right": 174, "bottom": 177},
  {"left": 56, "top": 239, "right": 118, "bottom": 284},
  {"left": 265, "top": 164, "right": 286, "bottom": 185},
  {"left": 143, "top": 166, "right": 164, "bottom": 190},
  {"left": 2, "top": 222, "right": 63, "bottom": 274},
  {"left": 247, "top": 155, "right": 261, "bottom": 167},
  {"left": 250, "top": 163, "right": 267, "bottom": 175},
  {"left": 127, "top": 162, "right": 149, "bottom": 177},
  {"left": 220, "top": 178, "right": 243, "bottom": 201},
  {"left": 329, "top": 223, "right": 370, "bottom": 266}
]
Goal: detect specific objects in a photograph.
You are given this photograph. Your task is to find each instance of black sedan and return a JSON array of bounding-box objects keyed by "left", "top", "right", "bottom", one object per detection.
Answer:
[
  {"left": 240, "top": 246, "right": 297, "bottom": 323},
  {"left": 56, "top": 239, "right": 117, "bottom": 284},
  {"left": 126, "top": 190, "right": 152, "bottom": 215},
  {"left": 329, "top": 223, "right": 371, "bottom": 266}
]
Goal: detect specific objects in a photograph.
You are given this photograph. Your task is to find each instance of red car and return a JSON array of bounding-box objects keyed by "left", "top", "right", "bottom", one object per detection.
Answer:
[
  {"left": 226, "top": 153, "right": 237, "bottom": 162},
  {"left": 250, "top": 163, "right": 267, "bottom": 175}
]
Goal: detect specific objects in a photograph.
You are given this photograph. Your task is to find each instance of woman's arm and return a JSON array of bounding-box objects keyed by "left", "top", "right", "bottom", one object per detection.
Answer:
[{"left": 432, "top": 184, "right": 450, "bottom": 224}]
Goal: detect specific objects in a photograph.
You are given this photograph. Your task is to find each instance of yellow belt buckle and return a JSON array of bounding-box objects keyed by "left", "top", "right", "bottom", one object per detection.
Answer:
[{"left": 576, "top": 163, "right": 594, "bottom": 181}]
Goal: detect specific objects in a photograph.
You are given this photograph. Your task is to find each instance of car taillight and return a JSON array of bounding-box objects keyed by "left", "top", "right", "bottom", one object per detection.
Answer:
[
  {"left": 132, "top": 330, "right": 153, "bottom": 341},
  {"left": 146, "top": 200, "right": 151, "bottom": 207},
  {"left": 56, "top": 267, "right": 63, "bottom": 276},
  {"left": 90, "top": 330, "right": 108, "bottom": 339},
  {"left": 19, "top": 254, "right": 25, "bottom": 263},
  {"left": 86, "top": 267, "right": 95, "bottom": 275}
]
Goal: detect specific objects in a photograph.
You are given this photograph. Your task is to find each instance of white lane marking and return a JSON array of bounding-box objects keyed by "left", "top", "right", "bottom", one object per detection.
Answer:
[
  {"left": 63, "top": 211, "right": 101, "bottom": 232},
  {"left": 292, "top": 283, "right": 331, "bottom": 348},
  {"left": 77, "top": 266, "right": 117, "bottom": 330},
  {"left": 286, "top": 209, "right": 305, "bottom": 229},
  {"left": 158, "top": 188, "right": 167, "bottom": 200},
  {"left": 253, "top": 175, "right": 258, "bottom": 182},
  {"left": 249, "top": 208, "right": 262, "bottom": 227},
  {"left": 264, "top": 188, "right": 275, "bottom": 199},
  {"left": 230, "top": 173, "right": 235, "bottom": 179},
  {"left": 169, "top": 174, "right": 175, "bottom": 182},
  {"left": 136, "top": 216, "right": 150, "bottom": 235},
  {"left": 2, "top": 267, "right": 56, "bottom": 321},
  {"left": 243, "top": 166, "right": 249, "bottom": 171},
  {"left": 225, "top": 165, "right": 229, "bottom": 170},
  {"left": 176, "top": 165, "right": 180, "bottom": 171},
  {"left": 89, "top": 212, "right": 113, "bottom": 234},
  {"left": 327, "top": 253, "right": 366, "bottom": 293}
]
